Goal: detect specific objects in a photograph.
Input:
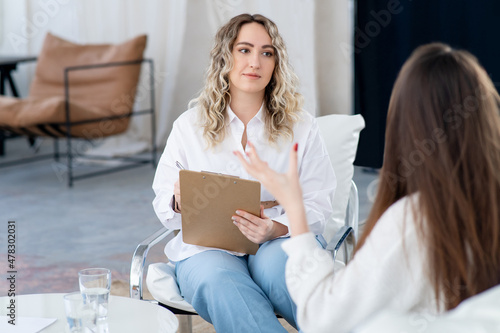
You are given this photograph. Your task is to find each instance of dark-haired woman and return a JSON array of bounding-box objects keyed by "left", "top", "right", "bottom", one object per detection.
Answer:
[{"left": 236, "top": 43, "right": 500, "bottom": 332}]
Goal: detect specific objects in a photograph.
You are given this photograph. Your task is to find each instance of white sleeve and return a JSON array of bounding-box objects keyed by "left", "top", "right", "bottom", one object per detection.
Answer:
[
  {"left": 273, "top": 119, "right": 336, "bottom": 235},
  {"left": 281, "top": 198, "right": 432, "bottom": 333},
  {"left": 152, "top": 120, "right": 186, "bottom": 230}
]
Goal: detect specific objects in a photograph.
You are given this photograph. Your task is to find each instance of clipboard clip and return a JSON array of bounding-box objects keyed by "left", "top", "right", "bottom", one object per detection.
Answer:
[
  {"left": 201, "top": 170, "right": 240, "bottom": 178},
  {"left": 176, "top": 161, "right": 240, "bottom": 179}
]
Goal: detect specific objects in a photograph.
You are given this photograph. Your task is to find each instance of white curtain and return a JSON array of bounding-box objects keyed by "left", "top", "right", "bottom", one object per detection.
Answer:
[{"left": 0, "top": 0, "right": 353, "bottom": 154}]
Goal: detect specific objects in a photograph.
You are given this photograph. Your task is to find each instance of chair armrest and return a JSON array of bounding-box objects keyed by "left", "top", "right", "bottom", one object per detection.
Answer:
[
  {"left": 326, "top": 226, "right": 355, "bottom": 263},
  {"left": 130, "top": 227, "right": 175, "bottom": 300},
  {"left": 346, "top": 179, "right": 359, "bottom": 240},
  {"left": 325, "top": 180, "right": 359, "bottom": 264}
]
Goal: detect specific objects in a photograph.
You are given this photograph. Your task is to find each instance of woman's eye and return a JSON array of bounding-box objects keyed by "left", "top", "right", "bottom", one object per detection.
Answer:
[
  {"left": 239, "top": 48, "right": 249, "bottom": 54},
  {"left": 263, "top": 51, "right": 274, "bottom": 57}
]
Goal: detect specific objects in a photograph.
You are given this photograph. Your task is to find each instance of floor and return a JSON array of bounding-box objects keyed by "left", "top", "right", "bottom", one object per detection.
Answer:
[{"left": 0, "top": 137, "right": 379, "bottom": 332}]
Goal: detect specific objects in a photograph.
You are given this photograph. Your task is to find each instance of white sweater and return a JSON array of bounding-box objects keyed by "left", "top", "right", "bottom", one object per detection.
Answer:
[{"left": 281, "top": 195, "right": 442, "bottom": 333}]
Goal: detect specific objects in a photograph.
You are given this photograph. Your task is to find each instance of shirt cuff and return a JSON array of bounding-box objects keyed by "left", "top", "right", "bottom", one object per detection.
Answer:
[
  {"left": 281, "top": 232, "right": 317, "bottom": 255},
  {"left": 167, "top": 196, "right": 177, "bottom": 217},
  {"left": 160, "top": 196, "right": 180, "bottom": 222}
]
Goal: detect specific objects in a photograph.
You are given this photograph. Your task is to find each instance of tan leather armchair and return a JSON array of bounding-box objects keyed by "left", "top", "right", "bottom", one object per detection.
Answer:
[{"left": 0, "top": 33, "right": 156, "bottom": 186}]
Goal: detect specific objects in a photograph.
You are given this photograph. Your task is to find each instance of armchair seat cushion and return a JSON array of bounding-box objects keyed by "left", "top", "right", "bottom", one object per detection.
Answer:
[
  {"left": 146, "top": 262, "right": 197, "bottom": 313},
  {"left": 0, "top": 96, "right": 129, "bottom": 137}
]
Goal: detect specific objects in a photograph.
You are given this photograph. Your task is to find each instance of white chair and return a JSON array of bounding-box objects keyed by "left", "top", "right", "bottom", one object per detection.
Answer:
[
  {"left": 318, "top": 114, "right": 365, "bottom": 264},
  {"left": 130, "top": 114, "right": 365, "bottom": 331}
]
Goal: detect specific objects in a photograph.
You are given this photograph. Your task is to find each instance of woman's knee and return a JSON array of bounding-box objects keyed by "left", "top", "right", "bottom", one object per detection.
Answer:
[
  {"left": 249, "top": 239, "right": 288, "bottom": 280},
  {"left": 176, "top": 251, "right": 249, "bottom": 298}
]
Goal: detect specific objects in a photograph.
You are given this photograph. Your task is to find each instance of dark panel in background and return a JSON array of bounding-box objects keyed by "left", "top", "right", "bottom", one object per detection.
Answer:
[{"left": 354, "top": 0, "right": 500, "bottom": 168}]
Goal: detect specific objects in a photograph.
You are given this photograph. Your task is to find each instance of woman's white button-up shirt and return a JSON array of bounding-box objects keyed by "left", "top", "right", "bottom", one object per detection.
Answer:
[{"left": 152, "top": 105, "right": 336, "bottom": 262}]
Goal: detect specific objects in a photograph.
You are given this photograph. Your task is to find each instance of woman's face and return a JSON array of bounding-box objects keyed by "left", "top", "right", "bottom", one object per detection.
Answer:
[{"left": 228, "top": 22, "right": 276, "bottom": 98}]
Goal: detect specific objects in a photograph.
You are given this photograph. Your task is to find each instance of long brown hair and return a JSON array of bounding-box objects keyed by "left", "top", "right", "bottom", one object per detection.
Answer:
[{"left": 356, "top": 43, "right": 500, "bottom": 310}]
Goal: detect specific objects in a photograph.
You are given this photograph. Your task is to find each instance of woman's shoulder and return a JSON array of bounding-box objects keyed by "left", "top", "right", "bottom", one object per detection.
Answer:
[
  {"left": 292, "top": 109, "right": 316, "bottom": 130},
  {"left": 295, "top": 109, "right": 314, "bottom": 122},
  {"left": 390, "top": 194, "right": 419, "bottom": 212},
  {"left": 289, "top": 110, "right": 324, "bottom": 144},
  {"left": 364, "top": 194, "right": 422, "bottom": 257},
  {"left": 173, "top": 107, "right": 200, "bottom": 127},
  {"left": 377, "top": 194, "right": 420, "bottom": 232},
  {"left": 381, "top": 194, "right": 418, "bottom": 217}
]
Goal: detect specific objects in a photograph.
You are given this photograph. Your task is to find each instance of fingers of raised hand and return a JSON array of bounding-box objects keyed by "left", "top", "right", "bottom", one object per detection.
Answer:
[
  {"left": 245, "top": 142, "right": 268, "bottom": 169},
  {"left": 287, "top": 144, "right": 299, "bottom": 177},
  {"left": 233, "top": 150, "right": 248, "bottom": 167}
]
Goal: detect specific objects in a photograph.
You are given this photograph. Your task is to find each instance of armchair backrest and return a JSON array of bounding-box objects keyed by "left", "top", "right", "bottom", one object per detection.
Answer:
[
  {"left": 317, "top": 114, "right": 365, "bottom": 242},
  {"left": 30, "top": 33, "right": 147, "bottom": 114}
]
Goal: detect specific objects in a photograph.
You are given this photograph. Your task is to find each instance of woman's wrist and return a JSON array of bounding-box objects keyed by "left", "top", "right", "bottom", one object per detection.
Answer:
[{"left": 287, "top": 206, "right": 309, "bottom": 236}]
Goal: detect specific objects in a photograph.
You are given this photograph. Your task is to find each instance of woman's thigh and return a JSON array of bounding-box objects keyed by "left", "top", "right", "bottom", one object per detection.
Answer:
[
  {"left": 175, "top": 250, "right": 250, "bottom": 303},
  {"left": 175, "top": 250, "right": 286, "bottom": 332}
]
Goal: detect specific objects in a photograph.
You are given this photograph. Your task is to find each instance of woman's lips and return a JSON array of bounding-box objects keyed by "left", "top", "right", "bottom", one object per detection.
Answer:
[{"left": 243, "top": 73, "right": 261, "bottom": 79}]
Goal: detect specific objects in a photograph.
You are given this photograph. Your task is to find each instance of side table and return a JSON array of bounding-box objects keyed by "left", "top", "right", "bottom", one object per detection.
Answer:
[
  {"left": 0, "top": 55, "right": 37, "bottom": 156},
  {"left": 0, "top": 293, "right": 179, "bottom": 332},
  {"left": 0, "top": 56, "right": 37, "bottom": 96}
]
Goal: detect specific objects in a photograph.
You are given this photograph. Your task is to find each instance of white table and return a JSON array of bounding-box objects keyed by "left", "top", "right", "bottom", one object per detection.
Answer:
[{"left": 0, "top": 293, "right": 178, "bottom": 332}]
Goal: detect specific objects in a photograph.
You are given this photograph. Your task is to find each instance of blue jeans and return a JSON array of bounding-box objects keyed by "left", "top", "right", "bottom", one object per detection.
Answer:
[{"left": 175, "top": 237, "right": 296, "bottom": 333}]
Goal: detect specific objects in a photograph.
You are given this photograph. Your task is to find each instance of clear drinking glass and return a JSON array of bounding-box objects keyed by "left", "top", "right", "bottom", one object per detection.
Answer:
[
  {"left": 63, "top": 292, "right": 96, "bottom": 332},
  {"left": 78, "top": 268, "right": 111, "bottom": 321}
]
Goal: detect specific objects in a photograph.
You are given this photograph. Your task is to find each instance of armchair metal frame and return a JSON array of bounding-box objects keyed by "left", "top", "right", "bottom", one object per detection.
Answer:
[
  {"left": 0, "top": 58, "right": 156, "bottom": 187},
  {"left": 327, "top": 179, "right": 359, "bottom": 264},
  {"left": 129, "top": 179, "right": 359, "bottom": 331}
]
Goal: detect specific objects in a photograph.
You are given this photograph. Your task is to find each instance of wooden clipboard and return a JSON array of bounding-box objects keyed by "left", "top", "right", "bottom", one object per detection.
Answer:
[{"left": 180, "top": 170, "right": 261, "bottom": 255}]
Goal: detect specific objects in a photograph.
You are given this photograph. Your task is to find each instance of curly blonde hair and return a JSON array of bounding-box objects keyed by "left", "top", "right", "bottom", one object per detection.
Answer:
[{"left": 189, "top": 13, "right": 303, "bottom": 147}]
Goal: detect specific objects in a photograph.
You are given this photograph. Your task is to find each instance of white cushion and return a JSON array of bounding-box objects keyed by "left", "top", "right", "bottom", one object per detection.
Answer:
[
  {"left": 317, "top": 114, "right": 365, "bottom": 243},
  {"left": 146, "top": 262, "right": 196, "bottom": 313}
]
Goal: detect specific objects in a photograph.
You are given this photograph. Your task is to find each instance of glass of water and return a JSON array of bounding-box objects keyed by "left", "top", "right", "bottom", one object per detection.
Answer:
[
  {"left": 78, "top": 268, "right": 111, "bottom": 322},
  {"left": 63, "top": 292, "right": 96, "bottom": 332}
]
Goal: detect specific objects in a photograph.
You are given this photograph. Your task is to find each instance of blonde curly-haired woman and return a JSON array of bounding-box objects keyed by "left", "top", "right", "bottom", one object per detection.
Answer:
[{"left": 152, "top": 13, "right": 336, "bottom": 332}]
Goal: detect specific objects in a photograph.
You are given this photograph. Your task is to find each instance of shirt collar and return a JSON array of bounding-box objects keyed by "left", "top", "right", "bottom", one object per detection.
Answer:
[{"left": 227, "top": 102, "right": 266, "bottom": 125}]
